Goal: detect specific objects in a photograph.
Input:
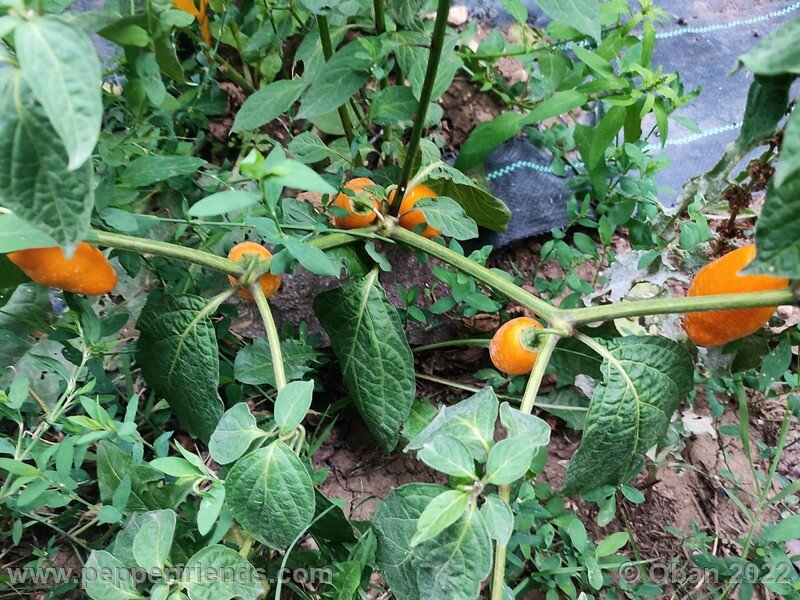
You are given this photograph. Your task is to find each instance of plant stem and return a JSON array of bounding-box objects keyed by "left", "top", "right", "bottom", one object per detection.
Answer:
[
  {"left": 316, "top": 14, "right": 359, "bottom": 161},
  {"left": 490, "top": 333, "right": 560, "bottom": 600},
  {"left": 395, "top": 0, "right": 452, "bottom": 206},
  {"left": 412, "top": 338, "right": 490, "bottom": 352},
  {"left": 562, "top": 288, "right": 797, "bottom": 325},
  {"left": 390, "top": 226, "right": 558, "bottom": 320},
  {"left": 86, "top": 229, "right": 367, "bottom": 278},
  {"left": 250, "top": 283, "right": 287, "bottom": 391}
]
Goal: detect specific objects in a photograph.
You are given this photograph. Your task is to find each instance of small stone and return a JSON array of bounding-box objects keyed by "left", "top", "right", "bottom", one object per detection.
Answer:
[{"left": 448, "top": 5, "right": 468, "bottom": 26}]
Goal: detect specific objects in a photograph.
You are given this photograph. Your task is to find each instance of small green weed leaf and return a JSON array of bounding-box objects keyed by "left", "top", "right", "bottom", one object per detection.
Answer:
[
  {"left": 0, "top": 70, "right": 94, "bottom": 253},
  {"left": 417, "top": 436, "right": 476, "bottom": 479},
  {"left": 411, "top": 490, "right": 471, "bottom": 547},
  {"left": 480, "top": 494, "right": 513, "bottom": 546},
  {"left": 484, "top": 436, "right": 536, "bottom": 485},
  {"left": 132, "top": 509, "right": 175, "bottom": 570},
  {"left": 373, "top": 483, "right": 492, "bottom": 600},
  {"left": 83, "top": 551, "right": 143, "bottom": 599},
  {"left": 287, "top": 131, "right": 340, "bottom": 164},
  {"left": 313, "top": 272, "right": 415, "bottom": 450},
  {"left": 274, "top": 379, "right": 314, "bottom": 433},
  {"left": 417, "top": 197, "right": 478, "bottom": 240},
  {"left": 234, "top": 337, "right": 320, "bottom": 388},
  {"left": 370, "top": 85, "right": 418, "bottom": 125},
  {"left": 209, "top": 403, "right": 265, "bottom": 465},
  {"left": 297, "top": 41, "right": 371, "bottom": 119},
  {"left": 121, "top": 156, "right": 207, "bottom": 187},
  {"left": 197, "top": 482, "right": 225, "bottom": 536},
  {"left": 0, "top": 458, "right": 39, "bottom": 477},
  {"left": 281, "top": 234, "right": 340, "bottom": 276},
  {"left": 181, "top": 545, "right": 261, "bottom": 600},
  {"left": 426, "top": 165, "right": 510, "bottom": 232},
  {"left": 760, "top": 514, "right": 800, "bottom": 542},
  {"left": 738, "top": 16, "right": 800, "bottom": 75},
  {"left": 149, "top": 457, "right": 204, "bottom": 478},
  {"left": 499, "top": 402, "right": 550, "bottom": 445},
  {"left": 563, "top": 336, "right": 693, "bottom": 495},
  {"left": 226, "top": 441, "right": 315, "bottom": 549},
  {"left": 188, "top": 191, "right": 261, "bottom": 218},
  {"left": 135, "top": 293, "right": 224, "bottom": 442},
  {"left": 232, "top": 78, "right": 307, "bottom": 132},
  {"left": 15, "top": 17, "right": 102, "bottom": 169},
  {"left": 534, "top": 0, "right": 600, "bottom": 41},
  {"left": 596, "top": 531, "right": 629, "bottom": 557},
  {"left": 407, "top": 387, "right": 498, "bottom": 462}
]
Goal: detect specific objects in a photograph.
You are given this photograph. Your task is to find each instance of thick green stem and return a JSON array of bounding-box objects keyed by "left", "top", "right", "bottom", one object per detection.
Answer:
[
  {"left": 317, "top": 14, "right": 358, "bottom": 159},
  {"left": 86, "top": 230, "right": 241, "bottom": 275},
  {"left": 490, "top": 333, "right": 559, "bottom": 600},
  {"left": 563, "top": 288, "right": 797, "bottom": 325},
  {"left": 395, "top": 0, "right": 452, "bottom": 206},
  {"left": 390, "top": 226, "right": 557, "bottom": 320},
  {"left": 250, "top": 283, "right": 287, "bottom": 391},
  {"left": 87, "top": 229, "right": 367, "bottom": 279}
]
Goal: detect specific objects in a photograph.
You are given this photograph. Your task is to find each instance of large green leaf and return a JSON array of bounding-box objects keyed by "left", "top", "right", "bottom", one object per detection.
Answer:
[
  {"left": 121, "top": 156, "right": 207, "bottom": 187},
  {"left": 373, "top": 483, "right": 492, "bottom": 600},
  {"left": 0, "top": 69, "right": 94, "bottom": 253},
  {"left": 15, "top": 17, "right": 102, "bottom": 170},
  {"left": 751, "top": 177, "right": 800, "bottom": 278},
  {"left": 83, "top": 551, "right": 144, "bottom": 600},
  {"left": 208, "top": 403, "right": 265, "bottom": 465},
  {"left": 395, "top": 31, "right": 462, "bottom": 101},
  {"left": 181, "top": 545, "right": 261, "bottom": 600},
  {"left": 426, "top": 164, "right": 510, "bottom": 232},
  {"left": 0, "top": 214, "right": 58, "bottom": 253},
  {"left": 313, "top": 271, "right": 415, "bottom": 451},
  {"left": 563, "top": 336, "right": 693, "bottom": 495},
  {"left": 135, "top": 293, "right": 224, "bottom": 442},
  {"left": 454, "top": 90, "right": 587, "bottom": 171},
  {"left": 297, "top": 41, "right": 372, "bottom": 119},
  {"left": 535, "top": 0, "right": 600, "bottom": 41},
  {"left": 225, "top": 441, "right": 315, "bottom": 549},
  {"left": 232, "top": 78, "right": 308, "bottom": 132},
  {"left": 738, "top": 16, "right": 800, "bottom": 76},
  {"left": 112, "top": 510, "right": 176, "bottom": 568}
]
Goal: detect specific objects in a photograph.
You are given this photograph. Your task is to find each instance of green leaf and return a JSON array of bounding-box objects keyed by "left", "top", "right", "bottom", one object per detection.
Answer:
[
  {"left": 287, "top": 131, "right": 340, "bottom": 164},
  {"left": 760, "top": 514, "right": 800, "bottom": 543},
  {"left": 0, "top": 458, "right": 38, "bottom": 476},
  {"left": 563, "top": 336, "right": 693, "bottom": 495},
  {"left": 373, "top": 483, "right": 492, "bottom": 600},
  {"left": 232, "top": 78, "right": 308, "bottom": 132},
  {"left": 136, "top": 52, "right": 167, "bottom": 106},
  {"left": 739, "top": 77, "right": 791, "bottom": 150},
  {"left": 181, "top": 545, "right": 261, "bottom": 600},
  {"left": 416, "top": 436, "right": 476, "bottom": 479},
  {"left": 407, "top": 387, "right": 498, "bottom": 462},
  {"left": 751, "top": 176, "right": 800, "bottom": 278},
  {"left": 773, "top": 108, "right": 800, "bottom": 189},
  {"left": 121, "top": 156, "right": 207, "bottom": 187},
  {"left": 596, "top": 531, "right": 629, "bottom": 557},
  {"left": 416, "top": 197, "right": 478, "bottom": 240},
  {"left": 426, "top": 165, "right": 510, "bottom": 232},
  {"left": 0, "top": 69, "right": 94, "bottom": 253},
  {"left": 149, "top": 457, "right": 204, "bottom": 478},
  {"left": 132, "top": 509, "right": 175, "bottom": 570},
  {"left": 484, "top": 436, "right": 536, "bottom": 485},
  {"left": 135, "top": 293, "right": 224, "bottom": 442},
  {"left": 313, "top": 272, "right": 415, "bottom": 451},
  {"left": 0, "top": 214, "right": 57, "bottom": 253},
  {"left": 15, "top": 17, "right": 102, "bottom": 169},
  {"left": 98, "top": 19, "right": 150, "bottom": 47},
  {"left": 498, "top": 402, "right": 550, "bottom": 445},
  {"left": 226, "top": 441, "right": 315, "bottom": 549},
  {"left": 233, "top": 337, "right": 320, "bottom": 387},
  {"left": 83, "top": 551, "right": 143, "bottom": 600},
  {"left": 587, "top": 105, "right": 626, "bottom": 169},
  {"left": 480, "top": 494, "right": 514, "bottom": 545},
  {"left": 281, "top": 234, "right": 340, "bottom": 276},
  {"left": 410, "top": 490, "right": 471, "bottom": 546},
  {"left": 197, "top": 481, "right": 225, "bottom": 536},
  {"left": 395, "top": 31, "right": 463, "bottom": 102},
  {"left": 369, "top": 85, "right": 418, "bottom": 125},
  {"left": 535, "top": 388, "right": 590, "bottom": 430},
  {"left": 535, "top": 0, "right": 600, "bottom": 41},
  {"left": 188, "top": 191, "right": 261, "bottom": 218},
  {"left": 297, "top": 42, "right": 371, "bottom": 119},
  {"left": 738, "top": 16, "right": 800, "bottom": 75},
  {"left": 274, "top": 380, "right": 314, "bottom": 433},
  {"left": 209, "top": 403, "right": 265, "bottom": 465},
  {"left": 500, "top": 0, "right": 527, "bottom": 23},
  {"left": 455, "top": 90, "right": 587, "bottom": 171}
]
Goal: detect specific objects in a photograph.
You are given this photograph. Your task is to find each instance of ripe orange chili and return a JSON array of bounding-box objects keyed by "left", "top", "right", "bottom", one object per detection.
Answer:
[
  {"left": 227, "top": 241, "right": 281, "bottom": 300},
  {"left": 331, "top": 177, "right": 381, "bottom": 229},
  {"left": 683, "top": 244, "right": 790, "bottom": 346},
  {"left": 489, "top": 317, "right": 543, "bottom": 375},
  {"left": 388, "top": 184, "right": 441, "bottom": 239},
  {"left": 7, "top": 243, "right": 117, "bottom": 296}
]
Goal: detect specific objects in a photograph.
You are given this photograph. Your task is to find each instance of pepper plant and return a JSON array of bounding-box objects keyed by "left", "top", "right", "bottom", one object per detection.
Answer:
[{"left": 1, "top": 0, "right": 799, "bottom": 599}]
